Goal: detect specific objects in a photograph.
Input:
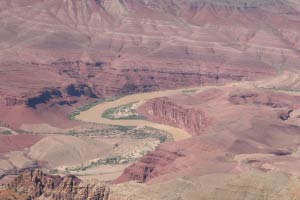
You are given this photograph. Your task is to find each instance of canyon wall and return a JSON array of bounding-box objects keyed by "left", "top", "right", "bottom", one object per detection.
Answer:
[
  {"left": 115, "top": 148, "right": 184, "bottom": 183},
  {"left": 138, "top": 97, "right": 208, "bottom": 136},
  {"left": 9, "top": 169, "right": 110, "bottom": 200}
]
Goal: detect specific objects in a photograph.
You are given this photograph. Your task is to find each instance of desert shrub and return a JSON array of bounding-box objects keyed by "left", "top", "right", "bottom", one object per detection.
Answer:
[
  {"left": 102, "top": 102, "right": 146, "bottom": 120},
  {"left": 1, "top": 130, "right": 12, "bottom": 135}
]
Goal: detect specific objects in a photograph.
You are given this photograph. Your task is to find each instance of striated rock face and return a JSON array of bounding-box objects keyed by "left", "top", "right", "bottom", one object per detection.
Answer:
[
  {"left": 9, "top": 169, "right": 110, "bottom": 200},
  {"left": 138, "top": 97, "right": 208, "bottom": 136},
  {"left": 115, "top": 148, "right": 184, "bottom": 183}
]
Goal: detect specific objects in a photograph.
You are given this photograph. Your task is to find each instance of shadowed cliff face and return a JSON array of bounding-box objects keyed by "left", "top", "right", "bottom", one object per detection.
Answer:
[{"left": 27, "top": 89, "right": 62, "bottom": 109}]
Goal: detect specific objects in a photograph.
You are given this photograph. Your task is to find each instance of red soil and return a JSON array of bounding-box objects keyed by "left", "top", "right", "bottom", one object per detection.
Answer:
[{"left": 0, "top": 135, "right": 43, "bottom": 156}]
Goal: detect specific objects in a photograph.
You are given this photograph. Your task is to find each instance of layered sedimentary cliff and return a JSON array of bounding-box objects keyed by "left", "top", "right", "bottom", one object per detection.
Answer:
[
  {"left": 115, "top": 148, "right": 184, "bottom": 183},
  {"left": 8, "top": 169, "right": 110, "bottom": 200},
  {"left": 138, "top": 97, "right": 208, "bottom": 136}
]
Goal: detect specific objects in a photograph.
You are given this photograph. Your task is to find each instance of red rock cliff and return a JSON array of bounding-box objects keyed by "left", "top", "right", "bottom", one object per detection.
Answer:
[
  {"left": 115, "top": 148, "right": 184, "bottom": 183},
  {"left": 138, "top": 97, "right": 208, "bottom": 136}
]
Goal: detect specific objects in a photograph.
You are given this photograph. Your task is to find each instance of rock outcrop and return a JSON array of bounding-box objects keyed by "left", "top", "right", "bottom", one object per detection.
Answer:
[
  {"left": 138, "top": 97, "right": 208, "bottom": 136},
  {"left": 115, "top": 148, "right": 184, "bottom": 183},
  {"left": 8, "top": 170, "right": 110, "bottom": 200}
]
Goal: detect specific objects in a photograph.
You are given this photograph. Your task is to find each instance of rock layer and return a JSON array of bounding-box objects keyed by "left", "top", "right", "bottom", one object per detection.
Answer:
[
  {"left": 115, "top": 148, "right": 184, "bottom": 183},
  {"left": 138, "top": 97, "right": 208, "bottom": 136},
  {"left": 9, "top": 169, "right": 110, "bottom": 200}
]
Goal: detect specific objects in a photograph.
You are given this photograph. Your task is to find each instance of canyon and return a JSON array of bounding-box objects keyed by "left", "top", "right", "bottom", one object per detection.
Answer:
[
  {"left": 2, "top": 0, "right": 300, "bottom": 199},
  {"left": 0, "top": 0, "right": 289, "bottom": 128}
]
